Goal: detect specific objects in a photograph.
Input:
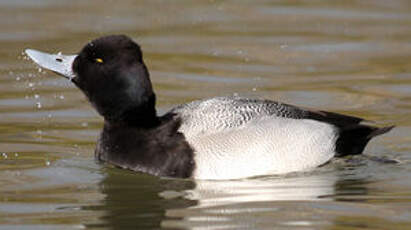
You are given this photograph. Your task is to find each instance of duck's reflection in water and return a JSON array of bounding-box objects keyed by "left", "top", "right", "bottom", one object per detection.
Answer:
[
  {"left": 162, "top": 171, "right": 339, "bottom": 229},
  {"left": 86, "top": 168, "right": 196, "bottom": 229},
  {"left": 188, "top": 172, "right": 337, "bottom": 205}
]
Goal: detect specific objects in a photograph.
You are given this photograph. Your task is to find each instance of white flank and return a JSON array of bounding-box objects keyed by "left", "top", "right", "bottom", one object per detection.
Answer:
[{"left": 186, "top": 117, "right": 338, "bottom": 180}]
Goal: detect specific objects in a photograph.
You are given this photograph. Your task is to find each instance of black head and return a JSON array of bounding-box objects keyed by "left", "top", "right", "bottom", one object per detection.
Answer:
[{"left": 72, "top": 35, "right": 157, "bottom": 126}]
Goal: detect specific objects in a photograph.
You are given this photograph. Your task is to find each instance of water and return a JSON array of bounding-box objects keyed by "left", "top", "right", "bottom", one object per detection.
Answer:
[{"left": 1, "top": 0, "right": 410, "bottom": 229}]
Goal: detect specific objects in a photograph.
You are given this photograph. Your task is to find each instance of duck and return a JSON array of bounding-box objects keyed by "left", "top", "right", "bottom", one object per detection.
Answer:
[{"left": 25, "top": 35, "right": 394, "bottom": 180}]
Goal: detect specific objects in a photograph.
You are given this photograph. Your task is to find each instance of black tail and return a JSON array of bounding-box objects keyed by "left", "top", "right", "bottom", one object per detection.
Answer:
[{"left": 335, "top": 125, "right": 394, "bottom": 157}]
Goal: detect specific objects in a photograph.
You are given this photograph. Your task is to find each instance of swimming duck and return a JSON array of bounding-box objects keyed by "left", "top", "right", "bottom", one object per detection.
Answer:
[{"left": 25, "top": 35, "right": 394, "bottom": 180}]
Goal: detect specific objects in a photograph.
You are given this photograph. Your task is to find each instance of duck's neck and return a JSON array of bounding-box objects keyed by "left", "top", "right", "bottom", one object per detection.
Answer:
[{"left": 105, "top": 93, "right": 160, "bottom": 128}]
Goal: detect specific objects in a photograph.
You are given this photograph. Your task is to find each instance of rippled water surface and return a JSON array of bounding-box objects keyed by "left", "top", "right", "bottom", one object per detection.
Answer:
[{"left": 1, "top": 1, "right": 410, "bottom": 229}]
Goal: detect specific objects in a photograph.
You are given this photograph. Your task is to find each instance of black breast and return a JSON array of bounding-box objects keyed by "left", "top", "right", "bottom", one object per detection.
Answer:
[{"left": 95, "top": 114, "right": 195, "bottom": 178}]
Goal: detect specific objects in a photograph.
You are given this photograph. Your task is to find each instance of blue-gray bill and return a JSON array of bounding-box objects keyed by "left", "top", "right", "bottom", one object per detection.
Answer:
[{"left": 25, "top": 49, "right": 77, "bottom": 80}]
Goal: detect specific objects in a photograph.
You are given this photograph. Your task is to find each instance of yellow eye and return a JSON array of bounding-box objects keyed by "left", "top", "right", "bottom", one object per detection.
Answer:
[{"left": 95, "top": 58, "right": 104, "bottom": 63}]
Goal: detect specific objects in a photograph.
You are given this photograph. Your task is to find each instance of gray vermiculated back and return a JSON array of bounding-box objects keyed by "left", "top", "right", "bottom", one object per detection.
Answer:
[{"left": 170, "top": 96, "right": 307, "bottom": 137}]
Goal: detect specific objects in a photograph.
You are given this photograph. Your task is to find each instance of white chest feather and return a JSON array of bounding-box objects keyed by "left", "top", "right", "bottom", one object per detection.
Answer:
[{"left": 183, "top": 117, "right": 338, "bottom": 180}]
